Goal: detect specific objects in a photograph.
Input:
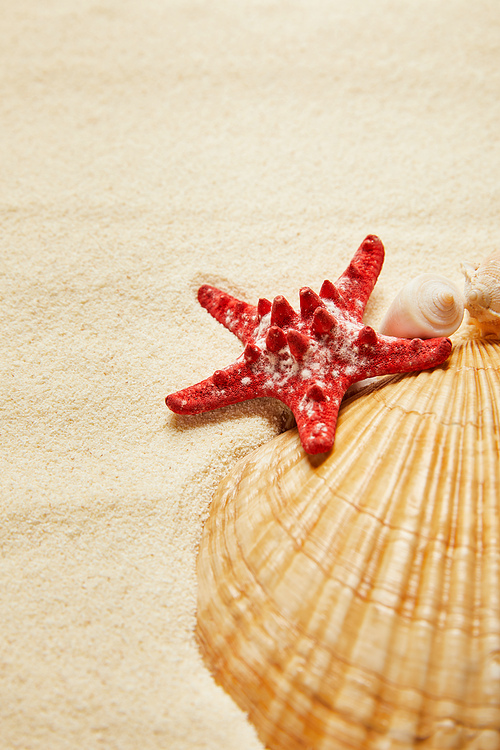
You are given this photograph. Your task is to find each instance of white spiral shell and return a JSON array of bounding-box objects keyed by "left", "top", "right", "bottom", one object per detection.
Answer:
[
  {"left": 379, "top": 273, "right": 465, "bottom": 339},
  {"left": 462, "top": 251, "right": 500, "bottom": 336},
  {"left": 346, "top": 274, "right": 464, "bottom": 396}
]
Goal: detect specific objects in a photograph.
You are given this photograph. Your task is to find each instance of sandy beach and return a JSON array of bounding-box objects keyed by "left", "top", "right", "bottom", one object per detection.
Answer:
[{"left": 1, "top": 1, "right": 499, "bottom": 747}]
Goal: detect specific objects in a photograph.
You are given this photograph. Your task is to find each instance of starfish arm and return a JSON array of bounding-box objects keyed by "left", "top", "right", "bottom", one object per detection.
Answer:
[
  {"left": 289, "top": 386, "right": 345, "bottom": 455},
  {"left": 198, "top": 285, "right": 258, "bottom": 343},
  {"left": 166, "top": 361, "right": 258, "bottom": 415},
  {"left": 362, "top": 336, "right": 452, "bottom": 378},
  {"left": 333, "top": 235, "right": 385, "bottom": 321}
]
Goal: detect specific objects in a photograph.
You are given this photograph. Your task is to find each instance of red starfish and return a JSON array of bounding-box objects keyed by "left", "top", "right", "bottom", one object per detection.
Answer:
[{"left": 166, "top": 236, "right": 452, "bottom": 454}]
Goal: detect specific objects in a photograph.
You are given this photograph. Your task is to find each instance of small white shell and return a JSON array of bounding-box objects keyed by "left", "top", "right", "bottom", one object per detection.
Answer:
[
  {"left": 462, "top": 251, "right": 500, "bottom": 336},
  {"left": 379, "top": 273, "right": 464, "bottom": 339},
  {"left": 347, "top": 274, "right": 464, "bottom": 396}
]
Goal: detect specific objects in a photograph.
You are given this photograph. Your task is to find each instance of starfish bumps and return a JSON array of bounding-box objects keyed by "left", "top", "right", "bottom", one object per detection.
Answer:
[{"left": 166, "top": 236, "right": 452, "bottom": 454}]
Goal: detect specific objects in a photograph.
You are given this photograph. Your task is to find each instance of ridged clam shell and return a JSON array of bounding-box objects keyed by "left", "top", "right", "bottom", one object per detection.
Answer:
[{"left": 197, "top": 330, "right": 500, "bottom": 750}]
